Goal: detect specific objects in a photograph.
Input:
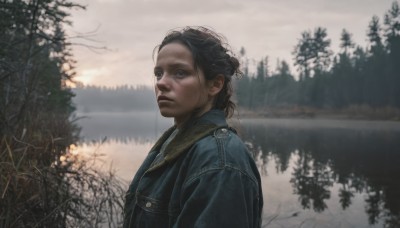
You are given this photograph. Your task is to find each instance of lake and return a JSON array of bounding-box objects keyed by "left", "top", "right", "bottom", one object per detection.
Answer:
[{"left": 75, "top": 111, "right": 400, "bottom": 228}]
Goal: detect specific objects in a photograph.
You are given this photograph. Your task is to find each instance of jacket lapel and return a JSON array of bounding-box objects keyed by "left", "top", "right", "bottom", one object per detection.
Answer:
[{"left": 147, "top": 123, "right": 221, "bottom": 172}]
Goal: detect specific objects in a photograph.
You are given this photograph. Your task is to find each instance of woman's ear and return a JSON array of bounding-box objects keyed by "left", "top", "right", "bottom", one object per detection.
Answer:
[{"left": 208, "top": 74, "right": 225, "bottom": 97}]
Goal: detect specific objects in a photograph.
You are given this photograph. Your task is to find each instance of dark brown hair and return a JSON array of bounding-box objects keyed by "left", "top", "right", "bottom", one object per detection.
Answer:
[{"left": 155, "top": 26, "right": 241, "bottom": 118}]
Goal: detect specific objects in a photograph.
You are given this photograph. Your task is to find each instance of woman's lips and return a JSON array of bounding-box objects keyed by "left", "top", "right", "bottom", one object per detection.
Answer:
[{"left": 157, "top": 95, "right": 173, "bottom": 102}]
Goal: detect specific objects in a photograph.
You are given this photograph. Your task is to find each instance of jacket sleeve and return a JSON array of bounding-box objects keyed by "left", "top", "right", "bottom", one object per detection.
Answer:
[{"left": 173, "top": 168, "right": 262, "bottom": 228}]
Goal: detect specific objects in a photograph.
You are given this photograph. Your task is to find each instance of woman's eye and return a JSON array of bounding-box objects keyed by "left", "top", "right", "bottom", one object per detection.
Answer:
[
  {"left": 154, "top": 71, "right": 163, "bottom": 80},
  {"left": 174, "top": 70, "right": 187, "bottom": 78}
]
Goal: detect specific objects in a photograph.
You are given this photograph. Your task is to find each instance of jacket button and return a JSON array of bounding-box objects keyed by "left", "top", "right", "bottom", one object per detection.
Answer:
[
  {"left": 214, "top": 128, "right": 229, "bottom": 138},
  {"left": 145, "top": 202, "right": 152, "bottom": 208}
]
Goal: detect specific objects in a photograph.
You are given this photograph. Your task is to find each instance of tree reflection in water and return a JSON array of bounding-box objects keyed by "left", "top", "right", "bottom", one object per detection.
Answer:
[
  {"left": 290, "top": 150, "right": 333, "bottom": 212},
  {"left": 240, "top": 120, "right": 400, "bottom": 227}
]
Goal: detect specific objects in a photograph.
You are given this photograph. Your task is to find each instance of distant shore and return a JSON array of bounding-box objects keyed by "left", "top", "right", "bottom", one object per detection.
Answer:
[{"left": 236, "top": 105, "right": 400, "bottom": 121}]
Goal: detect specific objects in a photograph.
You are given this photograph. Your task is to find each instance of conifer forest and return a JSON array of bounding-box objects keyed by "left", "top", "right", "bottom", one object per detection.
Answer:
[{"left": 236, "top": 1, "right": 400, "bottom": 117}]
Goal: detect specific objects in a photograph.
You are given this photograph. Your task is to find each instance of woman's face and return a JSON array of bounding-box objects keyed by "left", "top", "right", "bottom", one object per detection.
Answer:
[{"left": 154, "top": 42, "right": 213, "bottom": 127}]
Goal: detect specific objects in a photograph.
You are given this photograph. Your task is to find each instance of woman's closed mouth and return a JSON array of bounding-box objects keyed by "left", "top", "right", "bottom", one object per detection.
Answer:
[{"left": 157, "top": 95, "right": 173, "bottom": 102}]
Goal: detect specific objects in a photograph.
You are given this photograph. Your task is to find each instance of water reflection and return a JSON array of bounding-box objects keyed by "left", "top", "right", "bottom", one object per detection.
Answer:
[
  {"left": 76, "top": 112, "right": 172, "bottom": 182},
  {"left": 241, "top": 119, "right": 400, "bottom": 227},
  {"left": 76, "top": 114, "right": 400, "bottom": 227}
]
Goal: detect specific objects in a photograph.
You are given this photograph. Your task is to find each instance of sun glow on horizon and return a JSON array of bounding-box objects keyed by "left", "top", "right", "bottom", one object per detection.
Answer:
[{"left": 76, "top": 68, "right": 104, "bottom": 85}]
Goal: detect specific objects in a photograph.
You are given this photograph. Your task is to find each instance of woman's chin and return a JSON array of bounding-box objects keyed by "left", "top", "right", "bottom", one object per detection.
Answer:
[{"left": 158, "top": 110, "right": 174, "bottom": 118}]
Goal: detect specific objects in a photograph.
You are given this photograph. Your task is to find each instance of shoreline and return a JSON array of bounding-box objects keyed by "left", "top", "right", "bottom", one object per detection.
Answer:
[{"left": 236, "top": 105, "right": 400, "bottom": 121}]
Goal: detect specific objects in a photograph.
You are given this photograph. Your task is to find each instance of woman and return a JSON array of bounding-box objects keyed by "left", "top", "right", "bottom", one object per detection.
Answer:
[{"left": 123, "top": 26, "right": 263, "bottom": 228}]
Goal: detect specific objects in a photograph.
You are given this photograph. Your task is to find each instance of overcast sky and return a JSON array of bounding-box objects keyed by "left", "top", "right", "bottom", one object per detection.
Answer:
[{"left": 68, "top": 0, "right": 395, "bottom": 87}]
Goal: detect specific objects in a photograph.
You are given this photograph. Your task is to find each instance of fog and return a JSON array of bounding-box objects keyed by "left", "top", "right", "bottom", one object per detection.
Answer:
[{"left": 75, "top": 111, "right": 173, "bottom": 143}]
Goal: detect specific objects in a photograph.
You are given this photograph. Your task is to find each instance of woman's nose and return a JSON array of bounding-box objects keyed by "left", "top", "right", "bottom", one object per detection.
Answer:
[{"left": 156, "top": 74, "right": 170, "bottom": 91}]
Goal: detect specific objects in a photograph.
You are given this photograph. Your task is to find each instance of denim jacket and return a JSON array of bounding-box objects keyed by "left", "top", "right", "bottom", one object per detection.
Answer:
[{"left": 123, "top": 110, "right": 263, "bottom": 228}]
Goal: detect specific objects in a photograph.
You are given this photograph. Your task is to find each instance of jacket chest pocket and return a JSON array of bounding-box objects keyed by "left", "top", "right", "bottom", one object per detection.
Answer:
[
  {"left": 133, "top": 193, "right": 179, "bottom": 228},
  {"left": 136, "top": 193, "right": 170, "bottom": 214}
]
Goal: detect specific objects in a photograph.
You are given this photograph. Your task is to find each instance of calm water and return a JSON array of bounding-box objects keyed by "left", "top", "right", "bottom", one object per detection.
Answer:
[{"left": 76, "top": 112, "right": 400, "bottom": 228}]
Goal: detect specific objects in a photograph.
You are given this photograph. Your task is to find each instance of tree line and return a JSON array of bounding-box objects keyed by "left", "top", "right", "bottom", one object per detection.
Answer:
[
  {"left": 72, "top": 85, "right": 157, "bottom": 112},
  {"left": 236, "top": 1, "right": 400, "bottom": 111}
]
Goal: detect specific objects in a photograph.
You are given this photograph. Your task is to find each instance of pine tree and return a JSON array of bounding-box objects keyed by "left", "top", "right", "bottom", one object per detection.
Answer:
[
  {"left": 383, "top": 1, "right": 400, "bottom": 106},
  {"left": 312, "top": 27, "right": 333, "bottom": 74},
  {"left": 368, "top": 15, "right": 383, "bottom": 48},
  {"left": 340, "top": 29, "right": 355, "bottom": 54},
  {"left": 1, "top": 0, "right": 85, "bottom": 135},
  {"left": 293, "top": 31, "right": 314, "bottom": 81}
]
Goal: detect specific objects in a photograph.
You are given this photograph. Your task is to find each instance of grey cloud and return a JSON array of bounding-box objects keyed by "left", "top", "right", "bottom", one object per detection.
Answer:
[{"left": 69, "top": 0, "right": 395, "bottom": 87}]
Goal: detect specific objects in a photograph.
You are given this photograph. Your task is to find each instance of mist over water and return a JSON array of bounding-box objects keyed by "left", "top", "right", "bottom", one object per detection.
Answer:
[{"left": 76, "top": 111, "right": 173, "bottom": 143}]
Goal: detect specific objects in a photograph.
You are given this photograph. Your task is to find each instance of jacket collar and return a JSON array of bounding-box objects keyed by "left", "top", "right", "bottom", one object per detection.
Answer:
[{"left": 147, "top": 109, "right": 227, "bottom": 172}]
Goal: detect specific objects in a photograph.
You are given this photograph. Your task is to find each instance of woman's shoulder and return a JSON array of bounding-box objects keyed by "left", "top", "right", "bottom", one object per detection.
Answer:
[
  {"left": 184, "top": 127, "right": 258, "bottom": 180},
  {"left": 195, "top": 127, "right": 250, "bottom": 157},
  {"left": 191, "top": 126, "right": 246, "bottom": 151}
]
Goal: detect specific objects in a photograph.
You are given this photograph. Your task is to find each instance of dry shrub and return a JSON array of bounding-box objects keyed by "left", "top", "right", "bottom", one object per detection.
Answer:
[{"left": 0, "top": 113, "right": 126, "bottom": 228}]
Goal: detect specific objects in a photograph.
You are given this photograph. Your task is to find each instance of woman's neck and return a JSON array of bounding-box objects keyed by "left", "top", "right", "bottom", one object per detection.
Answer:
[{"left": 174, "top": 106, "right": 212, "bottom": 129}]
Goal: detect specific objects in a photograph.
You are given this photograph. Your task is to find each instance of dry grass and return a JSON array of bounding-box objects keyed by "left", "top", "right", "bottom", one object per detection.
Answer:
[{"left": 0, "top": 113, "right": 126, "bottom": 228}]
